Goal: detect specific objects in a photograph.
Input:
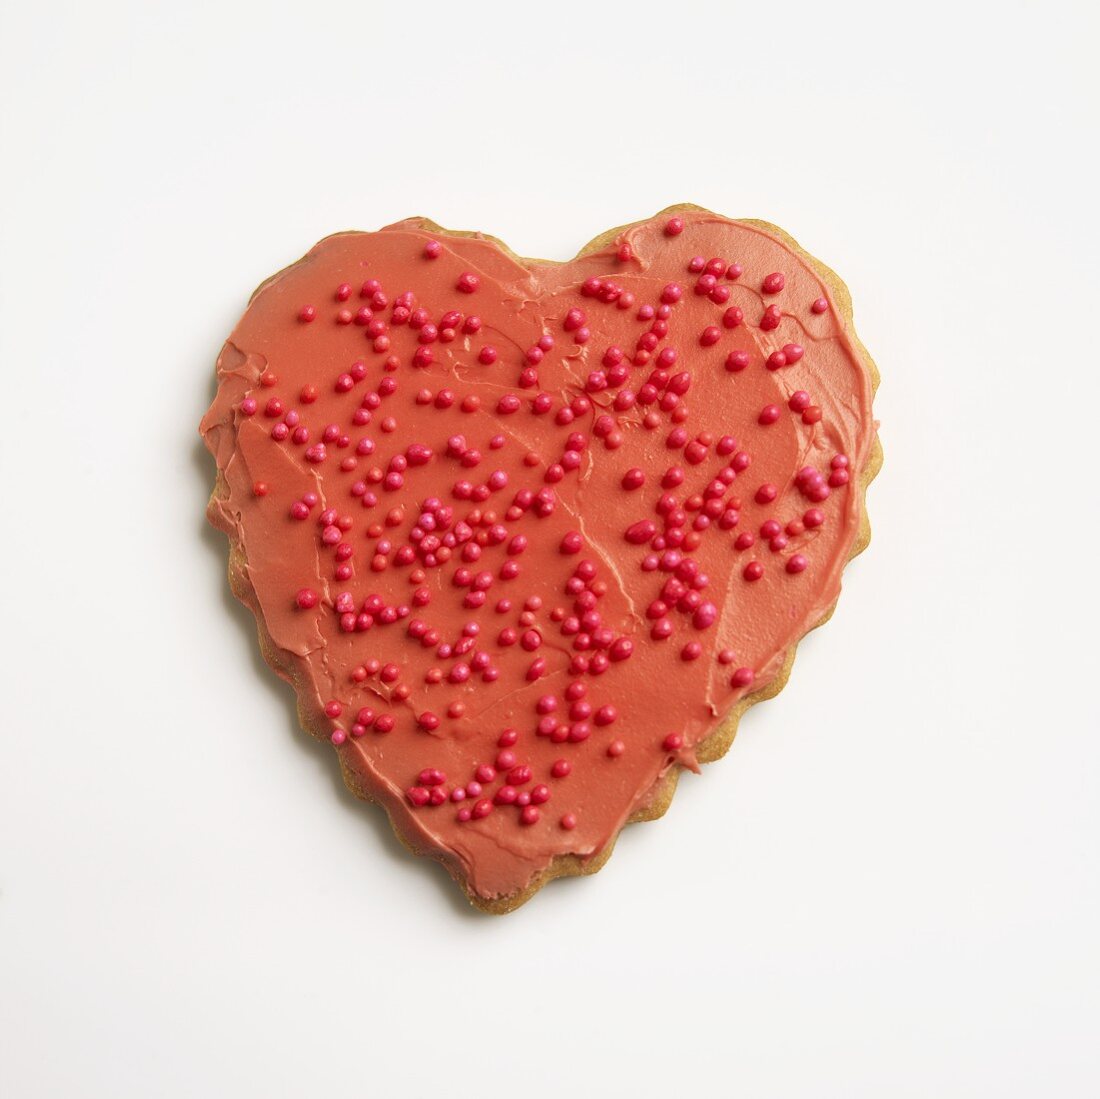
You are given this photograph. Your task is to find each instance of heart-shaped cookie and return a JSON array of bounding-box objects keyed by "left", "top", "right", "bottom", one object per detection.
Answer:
[{"left": 201, "top": 205, "right": 880, "bottom": 911}]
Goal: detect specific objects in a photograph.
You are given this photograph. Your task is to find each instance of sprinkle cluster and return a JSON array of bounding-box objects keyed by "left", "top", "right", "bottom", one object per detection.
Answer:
[{"left": 231, "top": 214, "right": 853, "bottom": 838}]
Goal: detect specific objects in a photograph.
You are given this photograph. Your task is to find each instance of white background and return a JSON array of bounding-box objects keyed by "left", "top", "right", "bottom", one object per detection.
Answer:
[{"left": 2, "top": 1, "right": 1098, "bottom": 1095}]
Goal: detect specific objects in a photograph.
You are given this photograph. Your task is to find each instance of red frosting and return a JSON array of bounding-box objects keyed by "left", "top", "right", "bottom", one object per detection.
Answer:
[{"left": 200, "top": 208, "right": 878, "bottom": 906}]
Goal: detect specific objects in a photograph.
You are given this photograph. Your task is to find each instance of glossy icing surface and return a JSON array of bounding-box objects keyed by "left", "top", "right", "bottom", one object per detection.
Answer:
[{"left": 200, "top": 208, "right": 877, "bottom": 902}]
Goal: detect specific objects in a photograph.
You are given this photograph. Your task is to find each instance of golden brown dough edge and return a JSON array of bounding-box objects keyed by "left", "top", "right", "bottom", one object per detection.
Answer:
[{"left": 205, "top": 203, "right": 883, "bottom": 915}]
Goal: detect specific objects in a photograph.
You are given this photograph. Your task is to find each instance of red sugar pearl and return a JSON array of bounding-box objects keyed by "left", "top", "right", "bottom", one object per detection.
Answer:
[
  {"left": 662, "top": 732, "right": 683, "bottom": 751},
  {"left": 802, "top": 406, "right": 823, "bottom": 425},
  {"left": 786, "top": 554, "right": 808, "bottom": 574},
  {"left": 789, "top": 390, "right": 811, "bottom": 412},
  {"left": 607, "top": 740, "right": 625, "bottom": 758},
  {"left": 508, "top": 764, "right": 533, "bottom": 786},
  {"left": 622, "top": 468, "right": 646, "bottom": 490},
  {"left": 731, "top": 667, "right": 755, "bottom": 688},
  {"left": 551, "top": 759, "right": 572, "bottom": 778},
  {"left": 699, "top": 326, "right": 721, "bottom": 347},
  {"left": 456, "top": 272, "right": 479, "bottom": 294},
  {"left": 811, "top": 297, "right": 829, "bottom": 314},
  {"left": 692, "top": 602, "right": 718, "bottom": 630},
  {"left": 782, "top": 343, "right": 804, "bottom": 364},
  {"left": 560, "top": 531, "right": 583, "bottom": 554},
  {"left": 743, "top": 561, "right": 764, "bottom": 582},
  {"left": 755, "top": 483, "right": 778, "bottom": 504},
  {"left": 497, "top": 787, "right": 521, "bottom": 814},
  {"left": 252, "top": 481, "right": 269, "bottom": 497},
  {"left": 298, "top": 305, "right": 316, "bottom": 323},
  {"left": 766, "top": 350, "right": 788, "bottom": 371},
  {"left": 424, "top": 240, "right": 442, "bottom": 259},
  {"left": 665, "top": 216, "right": 684, "bottom": 236},
  {"left": 725, "top": 350, "right": 750, "bottom": 372},
  {"left": 762, "top": 272, "right": 785, "bottom": 294},
  {"left": 668, "top": 371, "right": 691, "bottom": 396},
  {"left": 760, "top": 305, "right": 781, "bottom": 332},
  {"left": 758, "top": 404, "right": 781, "bottom": 425},
  {"left": 295, "top": 588, "right": 318, "bottom": 609},
  {"left": 560, "top": 813, "right": 577, "bottom": 830}
]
